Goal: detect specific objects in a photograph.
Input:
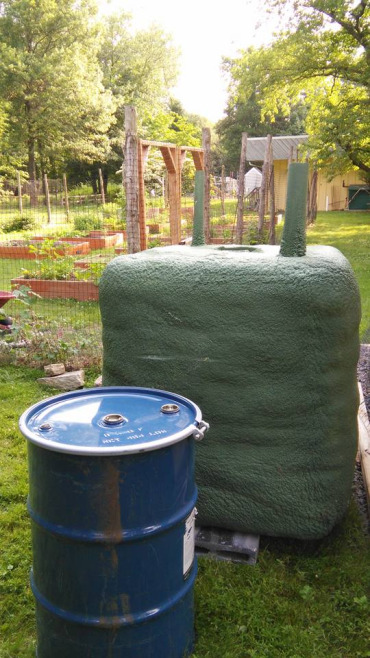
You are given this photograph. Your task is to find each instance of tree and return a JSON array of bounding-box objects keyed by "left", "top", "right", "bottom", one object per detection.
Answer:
[
  {"left": 99, "top": 13, "right": 178, "bottom": 124},
  {"left": 0, "top": 0, "right": 114, "bottom": 195},
  {"left": 225, "top": 0, "right": 370, "bottom": 180},
  {"left": 216, "top": 88, "right": 307, "bottom": 172},
  {"left": 305, "top": 81, "right": 370, "bottom": 180},
  {"left": 69, "top": 12, "right": 179, "bottom": 193}
]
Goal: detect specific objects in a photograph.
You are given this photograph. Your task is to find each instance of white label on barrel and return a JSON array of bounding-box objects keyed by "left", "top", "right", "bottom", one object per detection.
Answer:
[{"left": 183, "top": 508, "right": 196, "bottom": 578}]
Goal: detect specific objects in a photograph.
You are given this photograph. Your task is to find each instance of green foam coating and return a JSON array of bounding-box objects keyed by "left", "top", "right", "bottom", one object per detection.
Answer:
[
  {"left": 280, "top": 162, "right": 309, "bottom": 257},
  {"left": 99, "top": 244, "right": 360, "bottom": 539},
  {"left": 192, "top": 170, "right": 205, "bottom": 246}
]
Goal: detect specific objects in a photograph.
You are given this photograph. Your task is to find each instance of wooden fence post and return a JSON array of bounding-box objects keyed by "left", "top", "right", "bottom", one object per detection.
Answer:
[
  {"left": 63, "top": 174, "right": 70, "bottom": 221},
  {"left": 202, "top": 127, "right": 211, "bottom": 243},
  {"left": 258, "top": 134, "right": 272, "bottom": 239},
  {"left": 138, "top": 141, "right": 149, "bottom": 251},
  {"left": 17, "top": 171, "right": 22, "bottom": 214},
  {"left": 124, "top": 106, "right": 140, "bottom": 253},
  {"left": 44, "top": 174, "right": 52, "bottom": 224},
  {"left": 98, "top": 168, "right": 106, "bottom": 205},
  {"left": 221, "top": 165, "right": 226, "bottom": 219},
  {"left": 160, "top": 145, "right": 182, "bottom": 244},
  {"left": 236, "top": 132, "right": 248, "bottom": 244},
  {"left": 268, "top": 143, "right": 276, "bottom": 245}
]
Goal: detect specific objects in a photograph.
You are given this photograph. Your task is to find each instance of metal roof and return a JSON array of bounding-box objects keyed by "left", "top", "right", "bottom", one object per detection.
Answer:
[{"left": 246, "top": 135, "right": 308, "bottom": 161}]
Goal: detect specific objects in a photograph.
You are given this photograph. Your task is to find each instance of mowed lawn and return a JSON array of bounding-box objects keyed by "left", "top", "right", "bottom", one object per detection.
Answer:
[{"left": 305, "top": 211, "right": 370, "bottom": 340}]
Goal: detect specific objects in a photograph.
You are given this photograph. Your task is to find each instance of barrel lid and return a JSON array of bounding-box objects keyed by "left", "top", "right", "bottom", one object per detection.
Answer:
[{"left": 19, "top": 386, "right": 202, "bottom": 455}]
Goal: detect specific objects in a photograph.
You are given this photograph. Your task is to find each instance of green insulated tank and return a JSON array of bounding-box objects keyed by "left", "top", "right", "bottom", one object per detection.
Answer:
[{"left": 100, "top": 165, "right": 361, "bottom": 540}]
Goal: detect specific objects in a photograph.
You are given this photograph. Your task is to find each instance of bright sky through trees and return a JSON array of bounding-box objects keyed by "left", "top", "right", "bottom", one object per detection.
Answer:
[{"left": 99, "top": 0, "right": 278, "bottom": 122}]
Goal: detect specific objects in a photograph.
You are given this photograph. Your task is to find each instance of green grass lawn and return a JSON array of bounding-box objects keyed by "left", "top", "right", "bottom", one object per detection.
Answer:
[
  {"left": 305, "top": 212, "right": 370, "bottom": 341},
  {"left": 0, "top": 367, "right": 369, "bottom": 657}
]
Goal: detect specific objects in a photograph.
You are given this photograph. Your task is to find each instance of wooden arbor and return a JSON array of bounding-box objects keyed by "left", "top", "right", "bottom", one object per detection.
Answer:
[{"left": 124, "top": 106, "right": 205, "bottom": 253}]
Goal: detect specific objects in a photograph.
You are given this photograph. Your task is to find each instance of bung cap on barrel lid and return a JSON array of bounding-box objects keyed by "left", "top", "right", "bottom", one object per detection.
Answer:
[{"left": 19, "top": 386, "right": 204, "bottom": 455}]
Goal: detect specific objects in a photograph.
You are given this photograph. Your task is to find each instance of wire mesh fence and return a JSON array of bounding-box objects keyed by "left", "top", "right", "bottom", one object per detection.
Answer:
[{"left": 0, "top": 175, "right": 263, "bottom": 369}]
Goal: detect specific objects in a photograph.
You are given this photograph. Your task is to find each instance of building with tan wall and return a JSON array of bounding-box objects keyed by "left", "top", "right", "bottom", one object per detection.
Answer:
[{"left": 246, "top": 135, "right": 366, "bottom": 211}]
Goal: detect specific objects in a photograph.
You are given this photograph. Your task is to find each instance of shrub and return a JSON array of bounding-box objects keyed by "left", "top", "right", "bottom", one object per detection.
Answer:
[
  {"left": 242, "top": 218, "right": 269, "bottom": 245},
  {"left": 73, "top": 214, "right": 102, "bottom": 232},
  {"left": 2, "top": 213, "right": 35, "bottom": 233}
]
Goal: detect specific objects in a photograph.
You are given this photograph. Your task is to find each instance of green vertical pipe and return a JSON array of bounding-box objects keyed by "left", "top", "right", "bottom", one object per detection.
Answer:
[
  {"left": 279, "top": 162, "right": 309, "bottom": 257},
  {"left": 192, "top": 170, "right": 205, "bottom": 246}
]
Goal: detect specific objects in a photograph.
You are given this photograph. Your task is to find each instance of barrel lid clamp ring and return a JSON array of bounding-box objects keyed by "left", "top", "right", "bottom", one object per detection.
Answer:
[{"left": 192, "top": 420, "right": 209, "bottom": 442}]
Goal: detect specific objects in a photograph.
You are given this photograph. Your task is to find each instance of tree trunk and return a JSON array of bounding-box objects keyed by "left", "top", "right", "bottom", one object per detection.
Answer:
[
  {"left": 236, "top": 133, "right": 248, "bottom": 244},
  {"left": 98, "top": 168, "right": 106, "bottom": 204},
  {"left": 103, "top": 171, "right": 109, "bottom": 197},
  {"left": 63, "top": 174, "right": 70, "bottom": 221},
  {"left": 91, "top": 174, "right": 98, "bottom": 195},
  {"left": 25, "top": 101, "right": 38, "bottom": 208},
  {"left": 27, "top": 140, "right": 37, "bottom": 208},
  {"left": 17, "top": 172, "right": 23, "bottom": 215},
  {"left": 44, "top": 174, "right": 52, "bottom": 223}
]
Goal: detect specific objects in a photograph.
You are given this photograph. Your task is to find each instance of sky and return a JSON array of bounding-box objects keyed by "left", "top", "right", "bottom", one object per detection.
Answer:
[{"left": 99, "top": 0, "right": 279, "bottom": 123}]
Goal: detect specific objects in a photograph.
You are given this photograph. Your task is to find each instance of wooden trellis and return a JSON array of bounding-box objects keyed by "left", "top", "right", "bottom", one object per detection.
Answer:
[{"left": 124, "top": 106, "right": 205, "bottom": 253}]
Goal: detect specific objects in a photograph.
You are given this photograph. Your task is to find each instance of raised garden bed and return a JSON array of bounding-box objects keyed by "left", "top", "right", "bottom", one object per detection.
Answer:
[
  {"left": 147, "top": 223, "right": 160, "bottom": 234},
  {"left": 58, "top": 232, "right": 123, "bottom": 250},
  {"left": 90, "top": 230, "right": 126, "bottom": 246},
  {"left": 209, "top": 237, "right": 234, "bottom": 244},
  {"left": 74, "top": 255, "right": 113, "bottom": 269},
  {"left": 0, "top": 240, "right": 90, "bottom": 259},
  {"left": 11, "top": 278, "right": 99, "bottom": 301}
]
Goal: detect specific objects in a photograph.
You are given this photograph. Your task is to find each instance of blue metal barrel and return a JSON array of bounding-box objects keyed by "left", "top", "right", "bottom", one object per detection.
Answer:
[{"left": 19, "top": 386, "right": 208, "bottom": 658}]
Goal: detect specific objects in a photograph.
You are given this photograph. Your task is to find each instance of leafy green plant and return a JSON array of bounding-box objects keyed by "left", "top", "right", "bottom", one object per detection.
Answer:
[
  {"left": 101, "top": 211, "right": 120, "bottom": 229},
  {"left": 1, "top": 285, "right": 40, "bottom": 340},
  {"left": 2, "top": 213, "right": 35, "bottom": 233},
  {"left": 73, "top": 214, "right": 102, "bottom": 232},
  {"left": 242, "top": 218, "right": 269, "bottom": 245},
  {"left": 20, "top": 253, "right": 106, "bottom": 283},
  {"left": 147, "top": 238, "right": 162, "bottom": 248},
  {"left": 21, "top": 255, "right": 76, "bottom": 281},
  {"left": 28, "top": 238, "right": 63, "bottom": 260},
  {"left": 74, "top": 262, "right": 106, "bottom": 284}
]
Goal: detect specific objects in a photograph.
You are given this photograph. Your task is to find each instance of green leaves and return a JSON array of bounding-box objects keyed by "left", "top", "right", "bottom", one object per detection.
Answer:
[
  {"left": 222, "top": 0, "right": 370, "bottom": 180},
  {"left": 0, "top": 0, "right": 114, "bottom": 175}
]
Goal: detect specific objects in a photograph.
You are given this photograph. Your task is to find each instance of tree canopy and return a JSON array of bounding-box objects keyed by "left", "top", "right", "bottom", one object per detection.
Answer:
[
  {"left": 0, "top": 0, "right": 116, "bottom": 185},
  {"left": 216, "top": 89, "right": 307, "bottom": 173},
  {"left": 223, "top": 0, "right": 370, "bottom": 180},
  {"left": 0, "top": 0, "right": 187, "bottom": 187}
]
